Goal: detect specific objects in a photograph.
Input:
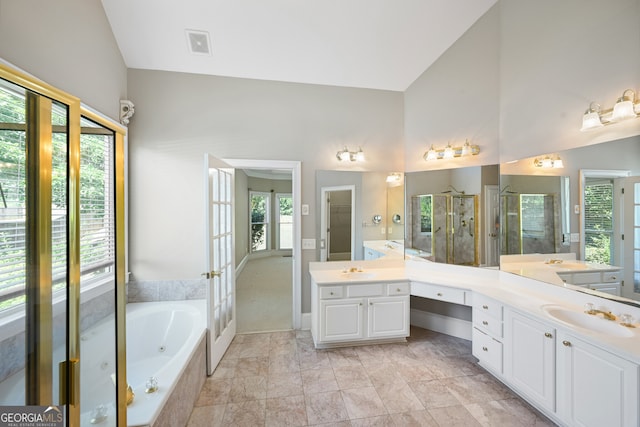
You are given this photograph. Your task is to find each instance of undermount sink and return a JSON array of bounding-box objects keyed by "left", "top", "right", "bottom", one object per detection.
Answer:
[
  {"left": 340, "top": 271, "right": 376, "bottom": 280},
  {"left": 542, "top": 305, "right": 634, "bottom": 338}
]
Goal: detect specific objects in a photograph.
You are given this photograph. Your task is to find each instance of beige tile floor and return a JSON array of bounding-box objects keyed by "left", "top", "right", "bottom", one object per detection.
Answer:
[{"left": 187, "top": 326, "right": 556, "bottom": 426}]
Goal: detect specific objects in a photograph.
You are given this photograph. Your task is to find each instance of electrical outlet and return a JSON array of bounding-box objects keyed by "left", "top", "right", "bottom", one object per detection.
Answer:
[
  {"left": 380, "top": 227, "right": 386, "bottom": 234},
  {"left": 301, "top": 204, "right": 309, "bottom": 215},
  {"left": 570, "top": 233, "right": 580, "bottom": 243}
]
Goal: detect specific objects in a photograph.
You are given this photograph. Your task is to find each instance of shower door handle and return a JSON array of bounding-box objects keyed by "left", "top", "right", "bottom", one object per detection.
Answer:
[{"left": 59, "top": 358, "right": 79, "bottom": 406}]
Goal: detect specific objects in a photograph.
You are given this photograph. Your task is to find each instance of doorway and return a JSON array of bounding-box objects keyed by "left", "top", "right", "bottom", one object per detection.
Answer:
[
  {"left": 320, "top": 185, "right": 356, "bottom": 262},
  {"left": 223, "top": 159, "right": 302, "bottom": 331}
]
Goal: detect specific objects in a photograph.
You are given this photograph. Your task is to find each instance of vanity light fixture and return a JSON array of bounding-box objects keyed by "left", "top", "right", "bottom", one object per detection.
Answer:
[
  {"left": 386, "top": 172, "right": 403, "bottom": 183},
  {"left": 581, "top": 89, "right": 639, "bottom": 131},
  {"left": 336, "top": 147, "right": 364, "bottom": 162},
  {"left": 423, "top": 140, "right": 480, "bottom": 161},
  {"left": 611, "top": 89, "right": 637, "bottom": 121},
  {"left": 534, "top": 155, "right": 564, "bottom": 169},
  {"left": 580, "top": 102, "right": 604, "bottom": 131}
]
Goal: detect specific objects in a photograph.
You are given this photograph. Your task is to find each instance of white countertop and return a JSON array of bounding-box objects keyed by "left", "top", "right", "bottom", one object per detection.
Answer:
[{"left": 309, "top": 259, "right": 640, "bottom": 363}]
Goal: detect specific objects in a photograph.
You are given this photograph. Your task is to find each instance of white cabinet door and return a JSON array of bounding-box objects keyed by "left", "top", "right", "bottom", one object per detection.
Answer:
[
  {"left": 367, "top": 296, "right": 410, "bottom": 338},
  {"left": 557, "top": 331, "right": 639, "bottom": 427},
  {"left": 504, "top": 309, "right": 556, "bottom": 413},
  {"left": 319, "top": 298, "right": 364, "bottom": 342}
]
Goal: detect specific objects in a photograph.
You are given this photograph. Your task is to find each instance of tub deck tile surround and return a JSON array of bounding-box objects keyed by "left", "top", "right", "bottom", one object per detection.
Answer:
[{"left": 187, "top": 327, "right": 556, "bottom": 427}]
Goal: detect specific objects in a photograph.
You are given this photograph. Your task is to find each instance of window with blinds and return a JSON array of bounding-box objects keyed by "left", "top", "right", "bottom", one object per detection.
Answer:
[
  {"left": 79, "top": 117, "right": 115, "bottom": 283},
  {"left": 584, "top": 178, "right": 613, "bottom": 264},
  {"left": 0, "top": 79, "right": 115, "bottom": 313}
]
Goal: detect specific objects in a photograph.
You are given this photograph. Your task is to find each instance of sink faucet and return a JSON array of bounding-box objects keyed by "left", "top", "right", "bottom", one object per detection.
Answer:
[
  {"left": 584, "top": 304, "right": 616, "bottom": 321},
  {"left": 347, "top": 267, "right": 362, "bottom": 273}
]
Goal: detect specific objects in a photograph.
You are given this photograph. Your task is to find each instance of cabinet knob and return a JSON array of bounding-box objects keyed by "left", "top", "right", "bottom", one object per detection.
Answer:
[
  {"left": 330, "top": 292, "right": 334, "bottom": 295},
  {"left": 562, "top": 340, "right": 571, "bottom": 347},
  {"left": 397, "top": 288, "right": 401, "bottom": 292},
  {"left": 544, "top": 332, "right": 553, "bottom": 338},
  {"left": 359, "top": 303, "right": 363, "bottom": 306},
  {"left": 482, "top": 305, "right": 489, "bottom": 310},
  {"left": 482, "top": 346, "right": 488, "bottom": 352},
  {"left": 437, "top": 292, "right": 443, "bottom": 297},
  {"left": 482, "top": 320, "right": 488, "bottom": 325},
  {"left": 369, "top": 302, "right": 373, "bottom": 306},
  {"left": 611, "top": 276, "right": 617, "bottom": 280}
]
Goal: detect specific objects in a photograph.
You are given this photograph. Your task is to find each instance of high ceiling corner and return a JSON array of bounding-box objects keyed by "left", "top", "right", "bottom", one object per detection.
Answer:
[{"left": 100, "top": 0, "right": 497, "bottom": 91}]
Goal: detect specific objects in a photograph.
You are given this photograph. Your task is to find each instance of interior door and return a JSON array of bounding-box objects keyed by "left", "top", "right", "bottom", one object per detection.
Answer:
[
  {"left": 622, "top": 176, "right": 640, "bottom": 301},
  {"left": 205, "top": 154, "right": 236, "bottom": 375}
]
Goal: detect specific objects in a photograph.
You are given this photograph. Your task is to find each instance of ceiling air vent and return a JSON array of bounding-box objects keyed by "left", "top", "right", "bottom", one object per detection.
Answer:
[{"left": 186, "top": 29, "right": 211, "bottom": 55}]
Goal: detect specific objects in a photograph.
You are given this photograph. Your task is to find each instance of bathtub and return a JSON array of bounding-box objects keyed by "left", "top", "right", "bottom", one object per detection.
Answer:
[
  {"left": 125, "top": 300, "right": 206, "bottom": 427},
  {"left": 0, "top": 300, "right": 207, "bottom": 427}
]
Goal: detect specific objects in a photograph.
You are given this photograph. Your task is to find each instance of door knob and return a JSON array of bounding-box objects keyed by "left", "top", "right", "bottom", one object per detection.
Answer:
[{"left": 201, "top": 271, "right": 221, "bottom": 279}]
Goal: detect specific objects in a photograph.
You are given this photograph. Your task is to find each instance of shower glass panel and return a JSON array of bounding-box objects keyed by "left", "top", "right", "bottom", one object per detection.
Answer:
[
  {"left": 0, "top": 77, "right": 69, "bottom": 421},
  {"left": 0, "top": 78, "right": 28, "bottom": 406},
  {"left": 411, "top": 194, "right": 478, "bottom": 266},
  {"left": 501, "top": 193, "right": 558, "bottom": 255},
  {"left": 79, "top": 116, "right": 116, "bottom": 425}
]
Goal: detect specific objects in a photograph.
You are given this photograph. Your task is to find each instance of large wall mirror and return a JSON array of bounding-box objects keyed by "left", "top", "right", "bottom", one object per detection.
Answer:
[
  {"left": 499, "top": 136, "right": 640, "bottom": 304},
  {"left": 316, "top": 170, "right": 405, "bottom": 261},
  {"left": 404, "top": 165, "right": 500, "bottom": 268}
]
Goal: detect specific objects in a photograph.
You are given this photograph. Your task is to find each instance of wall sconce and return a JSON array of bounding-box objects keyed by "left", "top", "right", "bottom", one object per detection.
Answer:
[
  {"left": 423, "top": 140, "right": 480, "bottom": 161},
  {"left": 534, "top": 155, "right": 564, "bottom": 169},
  {"left": 581, "top": 89, "right": 639, "bottom": 131},
  {"left": 336, "top": 147, "right": 364, "bottom": 162}
]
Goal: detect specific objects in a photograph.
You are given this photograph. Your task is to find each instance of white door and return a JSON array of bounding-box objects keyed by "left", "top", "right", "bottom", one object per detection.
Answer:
[
  {"left": 623, "top": 176, "right": 640, "bottom": 301},
  {"left": 205, "top": 154, "right": 236, "bottom": 375}
]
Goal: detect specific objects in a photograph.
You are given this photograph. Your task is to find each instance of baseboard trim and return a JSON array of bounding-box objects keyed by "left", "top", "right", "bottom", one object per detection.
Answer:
[
  {"left": 300, "top": 312, "right": 311, "bottom": 330},
  {"left": 410, "top": 308, "right": 472, "bottom": 341}
]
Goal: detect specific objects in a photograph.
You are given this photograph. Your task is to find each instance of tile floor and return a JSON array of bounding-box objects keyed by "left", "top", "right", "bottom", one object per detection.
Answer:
[{"left": 187, "top": 327, "right": 556, "bottom": 426}]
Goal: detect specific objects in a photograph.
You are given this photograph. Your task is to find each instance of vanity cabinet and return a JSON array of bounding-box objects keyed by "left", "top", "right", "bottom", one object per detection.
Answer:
[
  {"left": 504, "top": 309, "right": 556, "bottom": 413},
  {"left": 556, "top": 331, "right": 639, "bottom": 427},
  {"left": 557, "top": 269, "right": 622, "bottom": 296},
  {"left": 311, "top": 280, "right": 410, "bottom": 348},
  {"left": 471, "top": 294, "right": 503, "bottom": 375}
]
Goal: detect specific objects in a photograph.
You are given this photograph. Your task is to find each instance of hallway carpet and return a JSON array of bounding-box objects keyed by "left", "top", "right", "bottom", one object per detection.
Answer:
[{"left": 236, "top": 256, "right": 293, "bottom": 333}]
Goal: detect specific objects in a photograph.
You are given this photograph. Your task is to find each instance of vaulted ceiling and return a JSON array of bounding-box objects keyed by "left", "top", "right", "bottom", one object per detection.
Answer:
[{"left": 101, "top": 0, "right": 497, "bottom": 91}]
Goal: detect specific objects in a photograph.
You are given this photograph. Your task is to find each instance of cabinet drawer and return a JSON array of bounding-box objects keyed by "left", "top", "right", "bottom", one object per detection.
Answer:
[
  {"left": 472, "top": 327, "right": 503, "bottom": 374},
  {"left": 570, "top": 272, "right": 602, "bottom": 285},
  {"left": 411, "top": 282, "right": 466, "bottom": 305},
  {"left": 602, "top": 271, "right": 622, "bottom": 283},
  {"left": 473, "top": 309, "right": 503, "bottom": 338},
  {"left": 474, "top": 294, "right": 503, "bottom": 320},
  {"left": 387, "top": 282, "right": 410, "bottom": 296},
  {"left": 347, "top": 283, "right": 384, "bottom": 298},
  {"left": 320, "top": 286, "right": 343, "bottom": 299}
]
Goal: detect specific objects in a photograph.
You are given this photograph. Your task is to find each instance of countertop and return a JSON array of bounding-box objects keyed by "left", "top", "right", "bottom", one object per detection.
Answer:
[{"left": 309, "top": 259, "right": 640, "bottom": 363}]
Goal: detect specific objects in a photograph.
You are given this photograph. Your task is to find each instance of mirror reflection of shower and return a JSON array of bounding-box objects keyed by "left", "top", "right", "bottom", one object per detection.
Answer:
[{"left": 411, "top": 193, "right": 479, "bottom": 266}]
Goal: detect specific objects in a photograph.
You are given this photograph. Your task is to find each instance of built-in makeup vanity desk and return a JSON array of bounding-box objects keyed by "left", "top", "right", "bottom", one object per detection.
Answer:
[{"left": 309, "top": 259, "right": 640, "bottom": 427}]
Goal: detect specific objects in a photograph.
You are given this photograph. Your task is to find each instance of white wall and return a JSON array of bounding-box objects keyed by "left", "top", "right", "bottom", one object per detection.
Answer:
[
  {"left": 0, "top": 0, "right": 127, "bottom": 119},
  {"left": 405, "top": 0, "right": 640, "bottom": 167},
  {"left": 499, "top": 0, "right": 640, "bottom": 161},
  {"left": 126, "top": 69, "right": 404, "bottom": 311},
  {"left": 404, "top": 4, "right": 501, "bottom": 172}
]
